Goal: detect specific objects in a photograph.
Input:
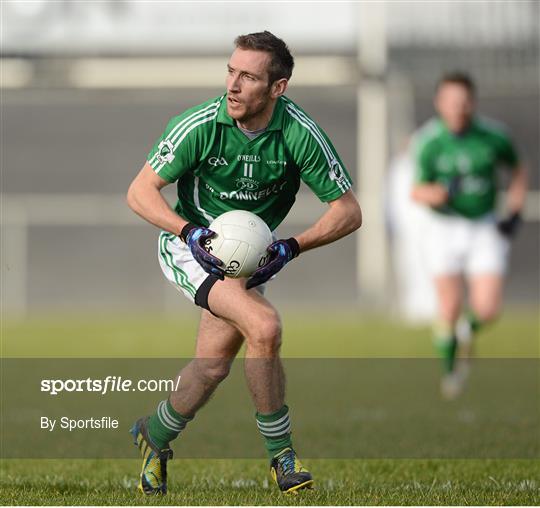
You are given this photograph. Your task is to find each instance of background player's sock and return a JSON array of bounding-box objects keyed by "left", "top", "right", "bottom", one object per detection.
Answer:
[
  {"left": 465, "top": 308, "right": 483, "bottom": 333},
  {"left": 147, "top": 399, "right": 192, "bottom": 449},
  {"left": 256, "top": 405, "right": 292, "bottom": 459},
  {"left": 433, "top": 321, "right": 458, "bottom": 373},
  {"left": 456, "top": 309, "right": 484, "bottom": 349}
]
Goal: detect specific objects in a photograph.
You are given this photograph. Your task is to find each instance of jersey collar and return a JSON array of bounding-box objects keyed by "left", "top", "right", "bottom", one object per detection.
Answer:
[
  {"left": 217, "top": 94, "right": 286, "bottom": 131},
  {"left": 438, "top": 115, "right": 478, "bottom": 138}
]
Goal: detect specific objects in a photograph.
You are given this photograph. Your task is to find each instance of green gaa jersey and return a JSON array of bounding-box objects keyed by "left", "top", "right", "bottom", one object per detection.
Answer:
[
  {"left": 147, "top": 94, "right": 352, "bottom": 231},
  {"left": 413, "top": 116, "right": 519, "bottom": 218}
]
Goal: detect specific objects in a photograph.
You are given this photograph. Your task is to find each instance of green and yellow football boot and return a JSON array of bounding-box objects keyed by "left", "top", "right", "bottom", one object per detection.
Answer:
[
  {"left": 270, "top": 447, "right": 313, "bottom": 493},
  {"left": 130, "top": 417, "right": 173, "bottom": 495}
]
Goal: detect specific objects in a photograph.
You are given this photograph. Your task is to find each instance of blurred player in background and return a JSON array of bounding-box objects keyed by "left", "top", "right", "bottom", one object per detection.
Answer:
[
  {"left": 411, "top": 72, "right": 528, "bottom": 398},
  {"left": 127, "top": 31, "right": 362, "bottom": 494},
  {"left": 386, "top": 140, "right": 436, "bottom": 322}
]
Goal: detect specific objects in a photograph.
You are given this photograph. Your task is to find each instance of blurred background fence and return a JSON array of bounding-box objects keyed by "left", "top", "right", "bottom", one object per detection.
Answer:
[{"left": 1, "top": 1, "right": 538, "bottom": 318}]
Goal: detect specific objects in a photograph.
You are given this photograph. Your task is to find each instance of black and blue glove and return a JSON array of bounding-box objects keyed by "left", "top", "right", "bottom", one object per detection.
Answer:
[
  {"left": 497, "top": 212, "right": 522, "bottom": 239},
  {"left": 446, "top": 176, "right": 462, "bottom": 200},
  {"left": 180, "top": 222, "right": 225, "bottom": 280},
  {"left": 246, "top": 238, "right": 300, "bottom": 290}
]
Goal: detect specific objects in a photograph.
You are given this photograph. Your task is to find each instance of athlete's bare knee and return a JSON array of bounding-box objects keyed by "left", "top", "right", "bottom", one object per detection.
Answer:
[
  {"left": 246, "top": 310, "right": 282, "bottom": 356},
  {"left": 473, "top": 305, "right": 500, "bottom": 323},
  {"left": 439, "top": 302, "right": 461, "bottom": 324}
]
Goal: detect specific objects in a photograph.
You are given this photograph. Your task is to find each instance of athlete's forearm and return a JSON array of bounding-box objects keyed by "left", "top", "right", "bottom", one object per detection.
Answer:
[
  {"left": 411, "top": 183, "right": 449, "bottom": 207},
  {"left": 506, "top": 165, "right": 528, "bottom": 214},
  {"left": 127, "top": 164, "right": 187, "bottom": 235},
  {"left": 294, "top": 190, "right": 362, "bottom": 254},
  {"left": 128, "top": 185, "right": 186, "bottom": 235}
]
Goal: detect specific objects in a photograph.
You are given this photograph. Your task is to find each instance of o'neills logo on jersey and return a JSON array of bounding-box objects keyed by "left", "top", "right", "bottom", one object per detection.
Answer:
[
  {"left": 219, "top": 182, "right": 287, "bottom": 201},
  {"left": 237, "top": 154, "right": 261, "bottom": 162},
  {"left": 156, "top": 140, "right": 175, "bottom": 164}
]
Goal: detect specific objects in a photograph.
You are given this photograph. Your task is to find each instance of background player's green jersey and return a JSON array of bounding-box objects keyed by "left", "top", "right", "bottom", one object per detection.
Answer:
[
  {"left": 147, "top": 94, "right": 352, "bottom": 231},
  {"left": 413, "top": 116, "right": 519, "bottom": 218}
]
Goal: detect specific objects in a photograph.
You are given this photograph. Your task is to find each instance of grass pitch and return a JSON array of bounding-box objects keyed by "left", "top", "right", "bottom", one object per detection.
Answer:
[
  {"left": 1, "top": 459, "right": 539, "bottom": 505},
  {"left": 2, "top": 308, "right": 537, "bottom": 358},
  {"left": 1, "top": 310, "right": 538, "bottom": 505}
]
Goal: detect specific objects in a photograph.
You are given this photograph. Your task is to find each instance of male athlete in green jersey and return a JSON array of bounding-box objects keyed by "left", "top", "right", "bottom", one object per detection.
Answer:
[
  {"left": 127, "top": 31, "right": 362, "bottom": 494},
  {"left": 411, "top": 72, "right": 528, "bottom": 398}
]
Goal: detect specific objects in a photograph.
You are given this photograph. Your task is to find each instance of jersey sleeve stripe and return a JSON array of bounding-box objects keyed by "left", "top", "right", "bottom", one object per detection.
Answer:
[
  {"left": 476, "top": 115, "right": 510, "bottom": 136},
  {"left": 284, "top": 100, "right": 341, "bottom": 169},
  {"left": 284, "top": 100, "right": 352, "bottom": 190},
  {"left": 169, "top": 99, "right": 222, "bottom": 145},
  {"left": 284, "top": 103, "right": 351, "bottom": 194},
  {"left": 412, "top": 119, "right": 442, "bottom": 153},
  {"left": 148, "top": 98, "right": 222, "bottom": 167},
  {"left": 284, "top": 100, "right": 336, "bottom": 167},
  {"left": 153, "top": 107, "right": 221, "bottom": 174}
]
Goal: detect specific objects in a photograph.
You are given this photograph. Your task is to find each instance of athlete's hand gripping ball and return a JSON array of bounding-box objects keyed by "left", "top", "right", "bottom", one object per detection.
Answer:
[
  {"left": 180, "top": 223, "right": 225, "bottom": 280},
  {"left": 246, "top": 238, "right": 300, "bottom": 290}
]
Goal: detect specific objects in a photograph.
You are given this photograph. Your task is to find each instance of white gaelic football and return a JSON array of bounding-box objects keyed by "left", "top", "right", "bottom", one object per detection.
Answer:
[{"left": 206, "top": 210, "right": 273, "bottom": 278}]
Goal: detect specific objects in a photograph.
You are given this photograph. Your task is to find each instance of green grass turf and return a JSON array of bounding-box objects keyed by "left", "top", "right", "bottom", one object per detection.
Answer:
[
  {"left": 2, "top": 308, "right": 538, "bottom": 358},
  {"left": 1, "top": 459, "right": 539, "bottom": 505},
  {"left": 1, "top": 311, "right": 538, "bottom": 504}
]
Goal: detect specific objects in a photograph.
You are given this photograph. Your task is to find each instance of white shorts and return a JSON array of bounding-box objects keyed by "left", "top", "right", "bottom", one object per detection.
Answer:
[
  {"left": 157, "top": 231, "right": 266, "bottom": 309},
  {"left": 158, "top": 231, "right": 210, "bottom": 305},
  {"left": 423, "top": 212, "right": 510, "bottom": 277}
]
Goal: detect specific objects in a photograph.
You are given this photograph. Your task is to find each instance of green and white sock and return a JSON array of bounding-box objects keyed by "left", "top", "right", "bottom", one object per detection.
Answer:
[
  {"left": 147, "top": 399, "right": 192, "bottom": 449},
  {"left": 256, "top": 405, "right": 292, "bottom": 459},
  {"left": 466, "top": 309, "right": 483, "bottom": 333},
  {"left": 433, "top": 321, "right": 458, "bottom": 374}
]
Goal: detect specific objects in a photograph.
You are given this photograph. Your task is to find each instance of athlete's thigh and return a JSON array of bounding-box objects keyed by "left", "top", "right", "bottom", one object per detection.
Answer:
[
  {"left": 433, "top": 274, "right": 463, "bottom": 322},
  {"left": 424, "top": 212, "right": 467, "bottom": 276},
  {"left": 466, "top": 219, "right": 510, "bottom": 276},
  {"left": 207, "top": 278, "right": 280, "bottom": 339},
  {"left": 467, "top": 274, "right": 504, "bottom": 317},
  {"left": 195, "top": 309, "right": 244, "bottom": 358},
  {"left": 158, "top": 231, "right": 209, "bottom": 304}
]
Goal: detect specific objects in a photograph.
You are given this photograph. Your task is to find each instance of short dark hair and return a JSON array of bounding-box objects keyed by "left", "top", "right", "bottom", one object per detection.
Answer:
[
  {"left": 436, "top": 71, "right": 476, "bottom": 96},
  {"left": 234, "top": 31, "right": 294, "bottom": 84}
]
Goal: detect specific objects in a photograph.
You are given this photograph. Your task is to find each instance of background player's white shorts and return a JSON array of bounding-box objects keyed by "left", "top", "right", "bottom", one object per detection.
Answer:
[
  {"left": 423, "top": 212, "right": 510, "bottom": 277},
  {"left": 158, "top": 231, "right": 266, "bottom": 306}
]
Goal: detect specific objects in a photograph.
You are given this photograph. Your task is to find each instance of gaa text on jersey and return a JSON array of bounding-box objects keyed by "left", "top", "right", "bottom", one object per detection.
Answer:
[{"left": 207, "top": 157, "right": 229, "bottom": 166}]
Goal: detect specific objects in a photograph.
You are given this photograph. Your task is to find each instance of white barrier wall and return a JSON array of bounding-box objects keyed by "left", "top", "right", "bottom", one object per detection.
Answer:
[{"left": 2, "top": 1, "right": 537, "bottom": 55}]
